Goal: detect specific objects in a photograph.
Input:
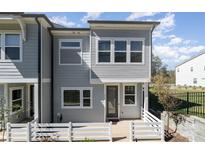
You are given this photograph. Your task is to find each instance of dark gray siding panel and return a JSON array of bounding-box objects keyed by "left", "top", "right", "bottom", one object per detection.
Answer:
[
  {"left": 42, "top": 26, "right": 51, "bottom": 79},
  {"left": 91, "top": 29, "right": 151, "bottom": 80},
  {"left": 0, "top": 85, "right": 4, "bottom": 97},
  {"left": 0, "top": 24, "right": 38, "bottom": 79},
  {"left": 41, "top": 26, "right": 51, "bottom": 122},
  {"left": 41, "top": 82, "right": 51, "bottom": 122}
]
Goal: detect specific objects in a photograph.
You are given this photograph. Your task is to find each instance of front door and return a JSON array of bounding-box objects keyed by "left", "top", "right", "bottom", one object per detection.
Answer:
[{"left": 106, "top": 85, "right": 118, "bottom": 119}]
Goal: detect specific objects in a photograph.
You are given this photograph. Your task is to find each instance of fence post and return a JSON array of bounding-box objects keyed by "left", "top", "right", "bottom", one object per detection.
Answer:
[
  {"left": 6, "top": 122, "right": 11, "bottom": 142},
  {"left": 109, "top": 121, "right": 112, "bottom": 142},
  {"left": 161, "top": 121, "right": 164, "bottom": 142},
  {"left": 68, "top": 122, "right": 72, "bottom": 142},
  {"left": 187, "top": 92, "right": 189, "bottom": 114},
  {"left": 27, "top": 122, "right": 31, "bottom": 142},
  {"left": 129, "top": 121, "right": 134, "bottom": 142}
]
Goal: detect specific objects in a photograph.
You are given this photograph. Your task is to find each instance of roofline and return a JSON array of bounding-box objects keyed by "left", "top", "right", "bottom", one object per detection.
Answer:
[
  {"left": 49, "top": 27, "right": 90, "bottom": 31},
  {"left": 176, "top": 50, "right": 205, "bottom": 68},
  {"left": 21, "top": 14, "right": 54, "bottom": 28},
  {"left": 88, "top": 20, "right": 160, "bottom": 25}
]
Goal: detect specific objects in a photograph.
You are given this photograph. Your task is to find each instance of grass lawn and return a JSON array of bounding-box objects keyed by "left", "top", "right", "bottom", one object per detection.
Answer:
[{"left": 149, "top": 86, "right": 205, "bottom": 118}]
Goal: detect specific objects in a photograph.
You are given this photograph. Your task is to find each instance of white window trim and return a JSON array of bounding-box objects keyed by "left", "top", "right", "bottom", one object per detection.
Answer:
[
  {"left": 123, "top": 84, "right": 137, "bottom": 106},
  {"left": 61, "top": 87, "right": 93, "bottom": 109},
  {"left": 0, "top": 32, "right": 23, "bottom": 62},
  {"left": 59, "top": 39, "right": 82, "bottom": 65},
  {"left": 9, "top": 87, "right": 24, "bottom": 115},
  {"left": 96, "top": 39, "right": 112, "bottom": 64},
  {"left": 96, "top": 37, "right": 145, "bottom": 65}
]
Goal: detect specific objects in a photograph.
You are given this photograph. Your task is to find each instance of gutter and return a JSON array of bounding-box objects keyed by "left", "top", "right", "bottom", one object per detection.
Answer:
[
  {"left": 35, "top": 17, "right": 42, "bottom": 123},
  {"left": 48, "top": 29, "right": 54, "bottom": 122}
]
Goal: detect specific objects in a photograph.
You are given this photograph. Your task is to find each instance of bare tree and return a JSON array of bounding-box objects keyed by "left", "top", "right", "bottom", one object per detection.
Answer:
[
  {"left": 152, "top": 73, "right": 178, "bottom": 133},
  {"left": 0, "top": 97, "right": 10, "bottom": 141}
]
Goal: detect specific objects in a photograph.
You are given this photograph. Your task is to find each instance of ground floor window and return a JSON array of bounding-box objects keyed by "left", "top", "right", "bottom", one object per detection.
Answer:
[
  {"left": 123, "top": 85, "right": 137, "bottom": 106},
  {"left": 62, "top": 87, "right": 92, "bottom": 108},
  {"left": 10, "top": 87, "right": 24, "bottom": 113}
]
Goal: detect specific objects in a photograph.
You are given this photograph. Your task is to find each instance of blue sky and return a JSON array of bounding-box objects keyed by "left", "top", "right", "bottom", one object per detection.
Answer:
[{"left": 42, "top": 12, "right": 205, "bottom": 70}]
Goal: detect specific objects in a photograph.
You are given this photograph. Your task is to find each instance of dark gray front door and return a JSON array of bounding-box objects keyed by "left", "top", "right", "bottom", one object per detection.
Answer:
[{"left": 106, "top": 85, "right": 118, "bottom": 118}]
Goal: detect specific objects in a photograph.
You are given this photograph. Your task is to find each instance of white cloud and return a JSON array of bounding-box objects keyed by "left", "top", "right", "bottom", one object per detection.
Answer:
[
  {"left": 153, "top": 44, "right": 205, "bottom": 65},
  {"left": 168, "top": 35, "right": 183, "bottom": 45},
  {"left": 126, "top": 12, "right": 158, "bottom": 21},
  {"left": 81, "top": 12, "right": 102, "bottom": 23},
  {"left": 153, "top": 13, "right": 175, "bottom": 38},
  {"left": 49, "top": 16, "right": 76, "bottom": 27}
]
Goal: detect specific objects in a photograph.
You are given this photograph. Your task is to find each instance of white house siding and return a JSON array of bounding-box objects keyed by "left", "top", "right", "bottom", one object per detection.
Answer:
[{"left": 176, "top": 53, "right": 205, "bottom": 87}]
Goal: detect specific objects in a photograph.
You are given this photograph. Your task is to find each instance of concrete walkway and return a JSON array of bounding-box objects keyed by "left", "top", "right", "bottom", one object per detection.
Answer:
[
  {"left": 112, "top": 119, "right": 143, "bottom": 142},
  {"left": 112, "top": 119, "right": 161, "bottom": 142}
]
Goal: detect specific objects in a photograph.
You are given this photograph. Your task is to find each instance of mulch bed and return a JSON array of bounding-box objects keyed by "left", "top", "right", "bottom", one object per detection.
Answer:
[{"left": 165, "top": 130, "right": 189, "bottom": 142}]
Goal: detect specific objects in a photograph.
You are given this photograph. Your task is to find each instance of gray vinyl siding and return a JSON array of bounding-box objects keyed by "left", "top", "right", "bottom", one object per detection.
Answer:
[
  {"left": 53, "top": 35, "right": 105, "bottom": 122},
  {"left": 91, "top": 29, "right": 151, "bottom": 80},
  {"left": 41, "top": 26, "right": 51, "bottom": 122},
  {"left": 0, "top": 24, "right": 38, "bottom": 79},
  {"left": 41, "top": 26, "right": 51, "bottom": 79},
  {"left": 41, "top": 82, "right": 51, "bottom": 122},
  {"left": 120, "top": 83, "right": 142, "bottom": 119},
  {"left": 0, "top": 85, "right": 4, "bottom": 97},
  {"left": 7, "top": 83, "right": 27, "bottom": 123},
  {"left": 54, "top": 84, "right": 105, "bottom": 122}
]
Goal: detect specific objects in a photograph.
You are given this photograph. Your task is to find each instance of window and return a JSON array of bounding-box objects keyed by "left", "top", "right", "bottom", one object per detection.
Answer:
[
  {"left": 190, "top": 67, "right": 193, "bottom": 72},
  {"left": 97, "top": 38, "right": 144, "bottom": 64},
  {"left": 130, "top": 41, "right": 143, "bottom": 63},
  {"left": 0, "top": 33, "right": 22, "bottom": 61},
  {"left": 98, "top": 40, "right": 111, "bottom": 63},
  {"left": 59, "top": 39, "right": 82, "bottom": 65},
  {"left": 10, "top": 87, "right": 23, "bottom": 114},
  {"left": 114, "top": 41, "right": 126, "bottom": 63},
  {"left": 177, "top": 68, "right": 180, "bottom": 72},
  {"left": 62, "top": 87, "right": 92, "bottom": 108},
  {"left": 83, "top": 90, "right": 91, "bottom": 107},
  {"left": 193, "top": 78, "right": 197, "bottom": 84},
  {"left": 123, "top": 85, "right": 136, "bottom": 106}
]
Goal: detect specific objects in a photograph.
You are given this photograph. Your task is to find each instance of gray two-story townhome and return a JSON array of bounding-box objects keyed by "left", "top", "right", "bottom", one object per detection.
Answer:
[{"left": 0, "top": 13, "right": 159, "bottom": 123}]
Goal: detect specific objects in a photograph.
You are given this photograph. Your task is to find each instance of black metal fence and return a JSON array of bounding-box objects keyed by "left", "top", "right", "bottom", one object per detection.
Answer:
[{"left": 149, "top": 92, "right": 205, "bottom": 118}]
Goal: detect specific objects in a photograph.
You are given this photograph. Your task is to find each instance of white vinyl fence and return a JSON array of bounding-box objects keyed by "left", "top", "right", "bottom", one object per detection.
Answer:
[
  {"left": 130, "top": 108, "right": 164, "bottom": 141},
  {"left": 7, "top": 122, "right": 112, "bottom": 142}
]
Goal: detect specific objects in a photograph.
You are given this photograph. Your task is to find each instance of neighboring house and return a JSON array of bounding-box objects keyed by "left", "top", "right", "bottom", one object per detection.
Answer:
[
  {"left": 176, "top": 51, "right": 205, "bottom": 87},
  {"left": 0, "top": 13, "right": 159, "bottom": 123}
]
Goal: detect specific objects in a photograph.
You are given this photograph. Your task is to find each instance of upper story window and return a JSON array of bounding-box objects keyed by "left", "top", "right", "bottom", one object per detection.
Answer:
[
  {"left": 130, "top": 41, "right": 143, "bottom": 63},
  {"left": 177, "top": 68, "right": 180, "bottom": 72},
  {"left": 97, "top": 38, "right": 144, "bottom": 64},
  {"left": 0, "top": 33, "right": 22, "bottom": 62},
  {"left": 98, "top": 40, "right": 111, "bottom": 63},
  {"left": 114, "top": 40, "right": 127, "bottom": 63},
  {"left": 190, "top": 66, "right": 193, "bottom": 72},
  {"left": 59, "top": 39, "right": 82, "bottom": 65}
]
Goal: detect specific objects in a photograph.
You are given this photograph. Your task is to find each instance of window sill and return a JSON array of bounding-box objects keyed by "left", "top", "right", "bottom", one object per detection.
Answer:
[
  {"left": 0, "top": 59, "right": 22, "bottom": 63},
  {"left": 62, "top": 106, "right": 92, "bottom": 109}
]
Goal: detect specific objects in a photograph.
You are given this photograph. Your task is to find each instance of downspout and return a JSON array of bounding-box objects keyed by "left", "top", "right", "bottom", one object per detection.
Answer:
[
  {"left": 35, "top": 17, "right": 42, "bottom": 123},
  {"left": 150, "top": 25, "right": 156, "bottom": 81},
  {"left": 48, "top": 29, "right": 54, "bottom": 122}
]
